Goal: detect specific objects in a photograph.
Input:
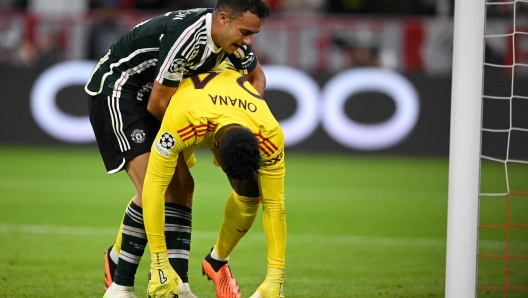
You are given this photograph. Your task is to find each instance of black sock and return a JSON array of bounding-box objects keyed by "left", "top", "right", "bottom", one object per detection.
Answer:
[
  {"left": 114, "top": 201, "right": 147, "bottom": 286},
  {"left": 165, "top": 203, "right": 192, "bottom": 283},
  {"left": 205, "top": 250, "right": 227, "bottom": 272}
]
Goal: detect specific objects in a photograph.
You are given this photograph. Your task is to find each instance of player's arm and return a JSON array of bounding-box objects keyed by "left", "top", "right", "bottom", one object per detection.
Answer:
[
  {"left": 143, "top": 122, "right": 183, "bottom": 297},
  {"left": 252, "top": 174, "right": 286, "bottom": 298},
  {"left": 151, "top": 28, "right": 188, "bottom": 121},
  {"left": 259, "top": 174, "right": 286, "bottom": 268},
  {"left": 258, "top": 136, "right": 287, "bottom": 270},
  {"left": 228, "top": 45, "right": 266, "bottom": 95},
  {"left": 250, "top": 126, "right": 287, "bottom": 297},
  {"left": 244, "top": 61, "right": 266, "bottom": 96},
  {"left": 143, "top": 138, "right": 178, "bottom": 253},
  {"left": 147, "top": 81, "right": 178, "bottom": 122}
]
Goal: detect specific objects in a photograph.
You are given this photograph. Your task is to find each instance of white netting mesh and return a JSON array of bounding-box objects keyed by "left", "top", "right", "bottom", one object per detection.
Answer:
[{"left": 478, "top": 1, "right": 528, "bottom": 296}]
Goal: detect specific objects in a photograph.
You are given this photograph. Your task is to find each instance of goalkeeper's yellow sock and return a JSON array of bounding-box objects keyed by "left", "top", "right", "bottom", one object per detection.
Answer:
[{"left": 214, "top": 191, "right": 260, "bottom": 259}]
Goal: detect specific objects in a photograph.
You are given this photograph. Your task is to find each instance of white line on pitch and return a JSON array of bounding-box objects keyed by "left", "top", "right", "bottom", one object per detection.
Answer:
[{"left": 1, "top": 224, "right": 522, "bottom": 250}]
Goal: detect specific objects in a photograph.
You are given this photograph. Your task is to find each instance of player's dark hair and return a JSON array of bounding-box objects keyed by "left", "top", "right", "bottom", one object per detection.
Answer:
[
  {"left": 219, "top": 127, "right": 260, "bottom": 180},
  {"left": 214, "top": 0, "right": 270, "bottom": 20}
]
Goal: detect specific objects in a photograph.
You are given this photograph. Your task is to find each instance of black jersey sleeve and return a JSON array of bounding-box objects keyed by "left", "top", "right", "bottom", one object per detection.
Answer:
[
  {"left": 155, "top": 29, "right": 188, "bottom": 88},
  {"left": 155, "top": 11, "right": 209, "bottom": 87},
  {"left": 227, "top": 45, "right": 259, "bottom": 75}
]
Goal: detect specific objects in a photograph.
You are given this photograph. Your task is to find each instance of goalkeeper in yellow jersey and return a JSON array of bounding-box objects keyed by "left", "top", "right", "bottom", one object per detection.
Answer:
[{"left": 143, "top": 61, "right": 286, "bottom": 298}]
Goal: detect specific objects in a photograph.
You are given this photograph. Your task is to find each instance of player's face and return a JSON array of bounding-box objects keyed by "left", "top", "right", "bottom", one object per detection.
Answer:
[{"left": 217, "top": 11, "right": 262, "bottom": 54}]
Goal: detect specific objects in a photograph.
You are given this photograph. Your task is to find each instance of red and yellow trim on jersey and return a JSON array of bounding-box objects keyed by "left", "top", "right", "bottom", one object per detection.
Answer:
[
  {"left": 254, "top": 133, "right": 278, "bottom": 157},
  {"left": 177, "top": 121, "right": 218, "bottom": 142}
]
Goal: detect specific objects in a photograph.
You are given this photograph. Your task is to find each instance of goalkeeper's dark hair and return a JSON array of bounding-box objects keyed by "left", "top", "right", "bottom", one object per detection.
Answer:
[
  {"left": 219, "top": 127, "right": 261, "bottom": 180},
  {"left": 214, "top": 0, "right": 270, "bottom": 21}
]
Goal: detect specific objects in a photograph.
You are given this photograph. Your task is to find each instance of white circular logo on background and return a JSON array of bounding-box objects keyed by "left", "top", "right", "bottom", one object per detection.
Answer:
[
  {"left": 262, "top": 65, "right": 320, "bottom": 147},
  {"left": 263, "top": 66, "right": 420, "bottom": 151},
  {"left": 30, "top": 61, "right": 420, "bottom": 151},
  {"left": 321, "top": 68, "right": 420, "bottom": 150},
  {"left": 30, "top": 60, "right": 96, "bottom": 143}
]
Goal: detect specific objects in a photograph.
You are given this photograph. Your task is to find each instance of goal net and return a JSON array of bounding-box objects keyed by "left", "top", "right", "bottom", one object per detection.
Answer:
[
  {"left": 446, "top": 1, "right": 528, "bottom": 297},
  {"left": 478, "top": 1, "right": 528, "bottom": 297}
]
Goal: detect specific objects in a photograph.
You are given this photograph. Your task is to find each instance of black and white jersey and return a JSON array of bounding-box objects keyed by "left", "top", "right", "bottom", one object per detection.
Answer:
[{"left": 85, "top": 8, "right": 258, "bottom": 100}]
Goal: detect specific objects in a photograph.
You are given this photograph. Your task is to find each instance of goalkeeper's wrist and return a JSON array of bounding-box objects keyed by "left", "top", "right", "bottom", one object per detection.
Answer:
[
  {"left": 150, "top": 251, "right": 170, "bottom": 268},
  {"left": 266, "top": 267, "right": 285, "bottom": 282}
]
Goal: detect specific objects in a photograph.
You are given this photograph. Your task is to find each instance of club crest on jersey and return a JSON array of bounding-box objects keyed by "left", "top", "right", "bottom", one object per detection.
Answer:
[{"left": 131, "top": 129, "right": 145, "bottom": 143}]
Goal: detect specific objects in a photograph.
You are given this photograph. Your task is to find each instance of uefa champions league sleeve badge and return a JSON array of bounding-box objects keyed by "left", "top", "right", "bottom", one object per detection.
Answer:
[{"left": 154, "top": 132, "right": 175, "bottom": 157}]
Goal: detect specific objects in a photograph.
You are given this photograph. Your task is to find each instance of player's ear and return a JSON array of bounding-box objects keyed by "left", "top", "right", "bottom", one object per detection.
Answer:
[{"left": 217, "top": 11, "right": 229, "bottom": 25}]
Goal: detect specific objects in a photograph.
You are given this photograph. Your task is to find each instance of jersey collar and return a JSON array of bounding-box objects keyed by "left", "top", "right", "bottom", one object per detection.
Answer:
[{"left": 205, "top": 13, "right": 222, "bottom": 54}]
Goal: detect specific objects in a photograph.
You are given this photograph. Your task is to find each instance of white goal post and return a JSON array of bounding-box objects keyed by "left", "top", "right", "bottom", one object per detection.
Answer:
[{"left": 445, "top": 0, "right": 486, "bottom": 297}]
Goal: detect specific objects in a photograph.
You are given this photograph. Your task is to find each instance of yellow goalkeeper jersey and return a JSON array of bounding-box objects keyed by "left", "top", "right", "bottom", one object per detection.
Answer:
[{"left": 143, "top": 62, "right": 286, "bottom": 267}]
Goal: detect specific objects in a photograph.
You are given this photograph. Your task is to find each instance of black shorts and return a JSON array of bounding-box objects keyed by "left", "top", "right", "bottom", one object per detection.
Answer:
[{"left": 88, "top": 93, "right": 160, "bottom": 174}]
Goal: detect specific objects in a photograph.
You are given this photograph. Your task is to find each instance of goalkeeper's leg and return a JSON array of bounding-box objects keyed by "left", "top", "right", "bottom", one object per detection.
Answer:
[{"left": 203, "top": 191, "right": 260, "bottom": 298}]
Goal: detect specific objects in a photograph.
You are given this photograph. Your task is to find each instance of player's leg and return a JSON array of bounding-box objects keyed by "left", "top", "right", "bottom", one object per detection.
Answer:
[
  {"left": 88, "top": 94, "right": 158, "bottom": 297},
  {"left": 109, "top": 151, "right": 198, "bottom": 298},
  {"left": 215, "top": 176, "right": 260, "bottom": 257},
  {"left": 108, "top": 152, "right": 197, "bottom": 298},
  {"left": 104, "top": 198, "right": 131, "bottom": 291},
  {"left": 202, "top": 176, "right": 261, "bottom": 298},
  {"left": 108, "top": 152, "right": 149, "bottom": 288},
  {"left": 164, "top": 149, "right": 197, "bottom": 298}
]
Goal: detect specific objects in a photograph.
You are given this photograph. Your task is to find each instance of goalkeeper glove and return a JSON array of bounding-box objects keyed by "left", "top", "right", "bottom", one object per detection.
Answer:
[
  {"left": 148, "top": 252, "right": 180, "bottom": 298},
  {"left": 249, "top": 268, "right": 285, "bottom": 298}
]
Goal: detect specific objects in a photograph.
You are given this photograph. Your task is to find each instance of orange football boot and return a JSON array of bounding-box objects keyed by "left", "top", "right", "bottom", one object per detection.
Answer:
[
  {"left": 202, "top": 252, "right": 241, "bottom": 298},
  {"left": 104, "top": 246, "right": 117, "bottom": 291}
]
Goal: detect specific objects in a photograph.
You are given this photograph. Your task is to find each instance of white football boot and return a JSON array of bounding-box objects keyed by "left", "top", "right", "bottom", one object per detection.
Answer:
[
  {"left": 103, "top": 282, "right": 138, "bottom": 298},
  {"left": 178, "top": 282, "right": 198, "bottom": 298}
]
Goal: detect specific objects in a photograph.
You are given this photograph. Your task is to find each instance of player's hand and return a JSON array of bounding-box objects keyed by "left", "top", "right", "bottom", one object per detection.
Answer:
[
  {"left": 249, "top": 268, "right": 285, "bottom": 298},
  {"left": 148, "top": 252, "right": 180, "bottom": 298}
]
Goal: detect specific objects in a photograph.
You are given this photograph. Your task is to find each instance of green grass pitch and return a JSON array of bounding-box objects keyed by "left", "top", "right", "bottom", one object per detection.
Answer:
[{"left": 0, "top": 146, "right": 526, "bottom": 297}]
